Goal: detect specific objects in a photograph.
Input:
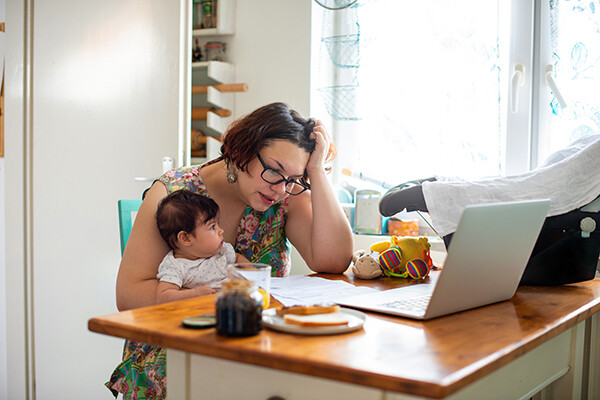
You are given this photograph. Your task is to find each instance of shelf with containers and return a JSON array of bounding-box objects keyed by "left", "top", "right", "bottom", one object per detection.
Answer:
[
  {"left": 192, "top": 0, "right": 235, "bottom": 35},
  {"left": 191, "top": 0, "right": 235, "bottom": 65},
  {"left": 190, "top": 0, "right": 241, "bottom": 164}
]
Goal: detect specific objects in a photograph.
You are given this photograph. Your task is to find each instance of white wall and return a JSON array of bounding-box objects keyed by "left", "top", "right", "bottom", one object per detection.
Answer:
[{"left": 230, "top": 0, "right": 312, "bottom": 117}]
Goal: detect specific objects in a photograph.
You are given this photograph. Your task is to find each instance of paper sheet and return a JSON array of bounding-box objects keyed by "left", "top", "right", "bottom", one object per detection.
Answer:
[{"left": 270, "top": 275, "right": 377, "bottom": 307}]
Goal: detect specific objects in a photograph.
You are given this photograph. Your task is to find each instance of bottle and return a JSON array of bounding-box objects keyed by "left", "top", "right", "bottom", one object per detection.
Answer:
[
  {"left": 201, "top": 0, "right": 214, "bottom": 29},
  {"left": 192, "top": 39, "right": 203, "bottom": 62},
  {"left": 216, "top": 279, "right": 263, "bottom": 337},
  {"left": 192, "top": 0, "right": 203, "bottom": 29}
]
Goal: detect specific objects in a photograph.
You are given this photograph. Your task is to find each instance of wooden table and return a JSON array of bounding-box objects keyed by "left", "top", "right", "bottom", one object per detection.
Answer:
[{"left": 88, "top": 273, "right": 600, "bottom": 399}]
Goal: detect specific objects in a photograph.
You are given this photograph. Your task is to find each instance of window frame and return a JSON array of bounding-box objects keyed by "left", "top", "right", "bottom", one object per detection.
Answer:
[{"left": 311, "top": 0, "right": 563, "bottom": 186}]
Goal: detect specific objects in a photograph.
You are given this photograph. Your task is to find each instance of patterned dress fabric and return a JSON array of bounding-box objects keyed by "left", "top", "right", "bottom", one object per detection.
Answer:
[{"left": 107, "top": 161, "right": 292, "bottom": 399}]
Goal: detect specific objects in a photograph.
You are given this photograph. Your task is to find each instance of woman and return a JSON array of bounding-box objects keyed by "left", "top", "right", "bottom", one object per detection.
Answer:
[{"left": 107, "top": 102, "right": 354, "bottom": 398}]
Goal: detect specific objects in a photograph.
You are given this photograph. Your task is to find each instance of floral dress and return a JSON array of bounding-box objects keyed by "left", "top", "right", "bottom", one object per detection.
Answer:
[{"left": 106, "top": 162, "right": 292, "bottom": 399}]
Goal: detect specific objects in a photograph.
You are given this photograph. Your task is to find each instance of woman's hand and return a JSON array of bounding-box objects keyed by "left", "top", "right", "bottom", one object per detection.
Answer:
[
  {"left": 235, "top": 253, "right": 250, "bottom": 263},
  {"left": 285, "top": 120, "right": 353, "bottom": 274},
  {"left": 305, "top": 120, "right": 336, "bottom": 177}
]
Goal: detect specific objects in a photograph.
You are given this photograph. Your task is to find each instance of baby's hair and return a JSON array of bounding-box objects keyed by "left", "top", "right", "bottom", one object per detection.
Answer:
[{"left": 156, "top": 189, "right": 220, "bottom": 250}]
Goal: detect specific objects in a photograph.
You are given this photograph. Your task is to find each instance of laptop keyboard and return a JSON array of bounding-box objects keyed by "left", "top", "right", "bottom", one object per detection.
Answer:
[{"left": 380, "top": 295, "right": 432, "bottom": 313}]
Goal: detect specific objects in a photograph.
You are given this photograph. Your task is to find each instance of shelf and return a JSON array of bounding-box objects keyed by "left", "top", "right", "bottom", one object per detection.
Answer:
[
  {"left": 193, "top": 28, "right": 219, "bottom": 36},
  {"left": 188, "top": 0, "right": 237, "bottom": 159},
  {"left": 192, "top": 28, "right": 234, "bottom": 36},
  {"left": 191, "top": 0, "right": 236, "bottom": 35},
  {"left": 206, "top": 86, "right": 233, "bottom": 110},
  {"left": 206, "top": 111, "right": 233, "bottom": 136},
  {"left": 192, "top": 61, "right": 234, "bottom": 85},
  {"left": 191, "top": 136, "right": 223, "bottom": 165},
  {"left": 191, "top": 62, "right": 235, "bottom": 137}
]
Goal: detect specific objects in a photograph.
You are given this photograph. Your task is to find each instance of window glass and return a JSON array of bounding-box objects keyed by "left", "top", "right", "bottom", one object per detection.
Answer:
[
  {"left": 318, "top": 1, "right": 509, "bottom": 187},
  {"left": 546, "top": 0, "right": 600, "bottom": 154}
]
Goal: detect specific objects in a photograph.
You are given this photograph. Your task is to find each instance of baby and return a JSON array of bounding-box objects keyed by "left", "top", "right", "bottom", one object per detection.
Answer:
[{"left": 155, "top": 189, "right": 248, "bottom": 303}]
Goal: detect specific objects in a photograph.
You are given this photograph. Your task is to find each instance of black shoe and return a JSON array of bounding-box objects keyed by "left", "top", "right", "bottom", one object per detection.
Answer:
[{"left": 378, "top": 177, "right": 436, "bottom": 216}]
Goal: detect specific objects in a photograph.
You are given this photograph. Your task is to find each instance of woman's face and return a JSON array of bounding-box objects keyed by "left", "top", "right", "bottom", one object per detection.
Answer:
[{"left": 239, "top": 139, "right": 310, "bottom": 212}]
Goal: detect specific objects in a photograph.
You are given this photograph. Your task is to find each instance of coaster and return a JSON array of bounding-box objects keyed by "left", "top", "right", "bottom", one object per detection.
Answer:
[{"left": 182, "top": 314, "right": 216, "bottom": 329}]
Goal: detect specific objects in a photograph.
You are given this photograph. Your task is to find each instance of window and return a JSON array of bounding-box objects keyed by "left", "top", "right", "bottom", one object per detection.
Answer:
[
  {"left": 312, "top": 0, "right": 600, "bottom": 189},
  {"left": 540, "top": 0, "right": 600, "bottom": 161}
]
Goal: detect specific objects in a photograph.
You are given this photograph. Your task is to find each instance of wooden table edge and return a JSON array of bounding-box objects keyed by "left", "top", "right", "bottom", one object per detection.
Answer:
[{"left": 88, "top": 293, "right": 600, "bottom": 399}]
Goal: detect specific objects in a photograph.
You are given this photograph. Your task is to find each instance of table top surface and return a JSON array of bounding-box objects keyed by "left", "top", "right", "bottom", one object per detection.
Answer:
[{"left": 88, "top": 272, "right": 600, "bottom": 398}]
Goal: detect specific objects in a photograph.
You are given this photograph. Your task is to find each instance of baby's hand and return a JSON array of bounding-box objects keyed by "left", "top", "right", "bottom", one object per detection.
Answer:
[{"left": 194, "top": 286, "right": 217, "bottom": 297}]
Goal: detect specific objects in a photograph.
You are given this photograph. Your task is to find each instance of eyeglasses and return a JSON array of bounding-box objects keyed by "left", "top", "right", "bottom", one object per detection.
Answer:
[{"left": 256, "top": 154, "right": 310, "bottom": 196}]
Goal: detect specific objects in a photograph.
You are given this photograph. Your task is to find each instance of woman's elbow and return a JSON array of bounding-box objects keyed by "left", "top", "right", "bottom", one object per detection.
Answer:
[
  {"left": 115, "top": 282, "right": 132, "bottom": 311},
  {"left": 116, "top": 296, "right": 128, "bottom": 312},
  {"left": 115, "top": 278, "right": 158, "bottom": 311},
  {"left": 309, "top": 252, "right": 353, "bottom": 274}
]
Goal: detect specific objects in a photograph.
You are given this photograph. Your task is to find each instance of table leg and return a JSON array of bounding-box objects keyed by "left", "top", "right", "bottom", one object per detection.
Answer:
[
  {"left": 588, "top": 313, "right": 600, "bottom": 399},
  {"left": 538, "top": 320, "right": 587, "bottom": 399},
  {"left": 167, "top": 349, "right": 190, "bottom": 399}
]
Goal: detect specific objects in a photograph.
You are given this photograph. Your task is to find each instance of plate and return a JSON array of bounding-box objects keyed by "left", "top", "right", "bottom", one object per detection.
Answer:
[{"left": 262, "top": 307, "right": 366, "bottom": 335}]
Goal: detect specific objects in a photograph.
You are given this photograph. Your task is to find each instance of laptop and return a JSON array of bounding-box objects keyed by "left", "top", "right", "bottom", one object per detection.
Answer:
[{"left": 336, "top": 199, "right": 551, "bottom": 320}]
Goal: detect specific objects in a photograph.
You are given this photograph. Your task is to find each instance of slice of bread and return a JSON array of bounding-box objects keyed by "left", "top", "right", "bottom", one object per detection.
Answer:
[
  {"left": 275, "top": 304, "right": 340, "bottom": 316},
  {"left": 283, "top": 313, "right": 350, "bottom": 327}
]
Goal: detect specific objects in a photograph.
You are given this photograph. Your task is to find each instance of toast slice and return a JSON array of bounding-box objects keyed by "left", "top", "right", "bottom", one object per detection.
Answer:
[
  {"left": 275, "top": 304, "right": 340, "bottom": 316},
  {"left": 283, "top": 312, "right": 350, "bottom": 327}
]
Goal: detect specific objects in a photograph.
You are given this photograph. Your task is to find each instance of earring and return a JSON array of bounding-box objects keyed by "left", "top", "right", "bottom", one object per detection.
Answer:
[{"left": 226, "top": 168, "right": 238, "bottom": 184}]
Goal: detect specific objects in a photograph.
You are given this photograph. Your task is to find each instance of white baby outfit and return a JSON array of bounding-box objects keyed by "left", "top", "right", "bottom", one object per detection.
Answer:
[{"left": 157, "top": 242, "right": 236, "bottom": 289}]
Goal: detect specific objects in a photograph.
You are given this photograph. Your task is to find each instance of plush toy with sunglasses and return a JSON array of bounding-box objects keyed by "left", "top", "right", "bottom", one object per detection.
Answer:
[{"left": 352, "top": 236, "right": 433, "bottom": 280}]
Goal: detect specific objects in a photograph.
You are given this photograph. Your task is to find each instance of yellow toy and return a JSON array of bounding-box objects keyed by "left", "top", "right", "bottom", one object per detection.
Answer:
[
  {"left": 389, "top": 237, "right": 432, "bottom": 271},
  {"left": 370, "top": 240, "right": 392, "bottom": 253},
  {"left": 360, "top": 236, "right": 433, "bottom": 279}
]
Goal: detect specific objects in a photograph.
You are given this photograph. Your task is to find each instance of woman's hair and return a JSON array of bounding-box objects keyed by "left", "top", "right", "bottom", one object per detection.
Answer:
[
  {"left": 220, "top": 102, "right": 318, "bottom": 172},
  {"left": 156, "top": 189, "right": 219, "bottom": 250}
]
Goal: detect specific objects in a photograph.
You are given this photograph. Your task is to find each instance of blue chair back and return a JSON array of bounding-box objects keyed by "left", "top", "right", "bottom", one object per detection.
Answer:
[{"left": 118, "top": 199, "right": 143, "bottom": 256}]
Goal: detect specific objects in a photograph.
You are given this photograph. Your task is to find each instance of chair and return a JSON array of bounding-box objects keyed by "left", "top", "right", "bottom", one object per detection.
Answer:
[{"left": 118, "top": 199, "right": 143, "bottom": 256}]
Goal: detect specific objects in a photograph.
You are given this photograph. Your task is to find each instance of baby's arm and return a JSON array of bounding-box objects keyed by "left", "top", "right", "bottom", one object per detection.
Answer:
[{"left": 156, "top": 280, "right": 217, "bottom": 304}]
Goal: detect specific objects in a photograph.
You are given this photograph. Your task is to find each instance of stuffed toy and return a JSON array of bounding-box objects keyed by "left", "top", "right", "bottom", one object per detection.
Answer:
[
  {"left": 352, "top": 236, "right": 433, "bottom": 280},
  {"left": 351, "top": 250, "right": 383, "bottom": 279}
]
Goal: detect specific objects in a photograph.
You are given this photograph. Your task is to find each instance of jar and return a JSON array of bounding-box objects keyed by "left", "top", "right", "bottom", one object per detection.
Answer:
[
  {"left": 192, "top": 0, "right": 203, "bottom": 30},
  {"left": 204, "top": 41, "right": 226, "bottom": 62},
  {"left": 216, "top": 279, "right": 263, "bottom": 337}
]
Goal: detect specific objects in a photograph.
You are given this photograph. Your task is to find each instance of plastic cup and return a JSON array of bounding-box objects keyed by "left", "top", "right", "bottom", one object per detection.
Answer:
[{"left": 226, "top": 263, "right": 271, "bottom": 309}]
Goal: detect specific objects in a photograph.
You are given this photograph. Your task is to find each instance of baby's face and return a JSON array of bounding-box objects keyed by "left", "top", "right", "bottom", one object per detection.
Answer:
[{"left": 188, "top": 215, "right": 225, "bottom": 259}]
